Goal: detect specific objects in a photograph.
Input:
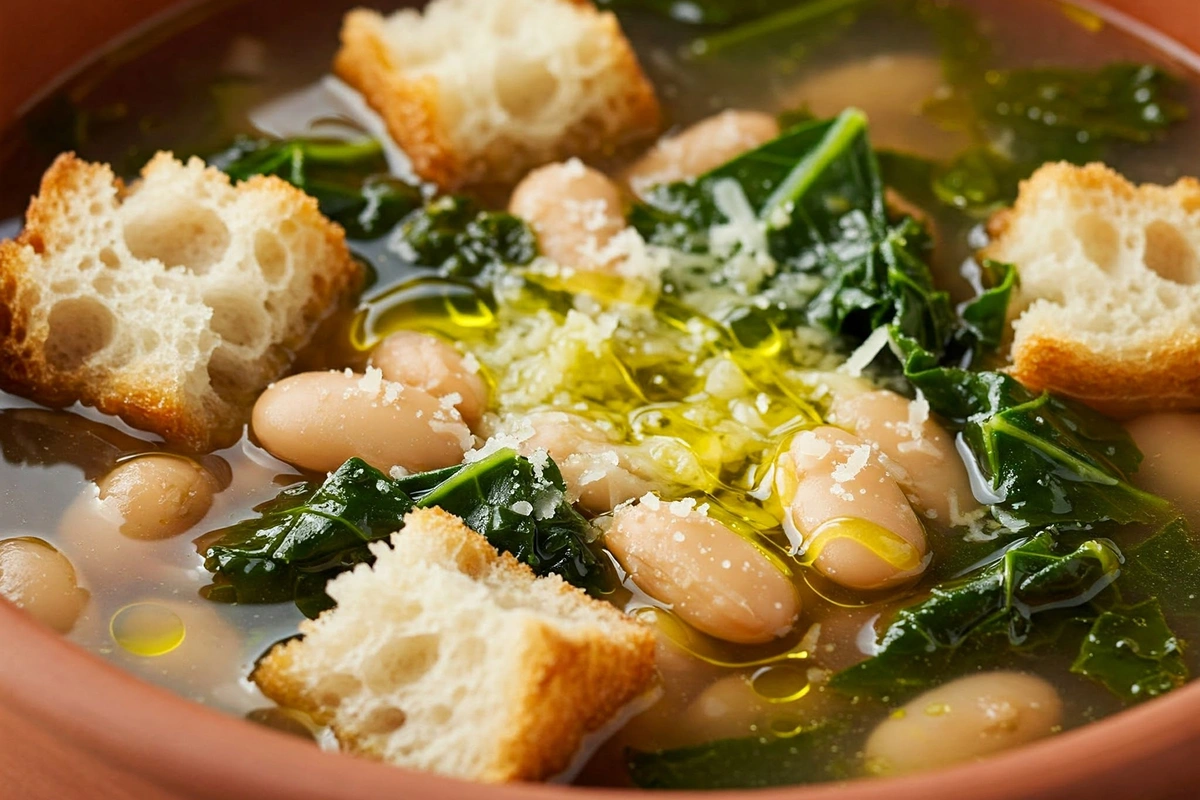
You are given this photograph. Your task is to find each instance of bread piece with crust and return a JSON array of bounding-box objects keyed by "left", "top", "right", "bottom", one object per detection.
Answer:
[
  {"left": 252, "top": 507, "right": 656, "bottom": 783},
  {"left": 334, "top": 0, "right": 660, "bottom": 189},
  {"left": 985, "top": 162, "right": 1200, "bottom": 415},
  {"left": 0, "top": 152, "right": 359, "bottom": 451}
]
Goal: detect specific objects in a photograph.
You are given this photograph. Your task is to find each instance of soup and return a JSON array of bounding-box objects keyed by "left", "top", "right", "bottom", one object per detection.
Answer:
[{"left": 2, "top": 0, "right": 1199, "bottom": 789}]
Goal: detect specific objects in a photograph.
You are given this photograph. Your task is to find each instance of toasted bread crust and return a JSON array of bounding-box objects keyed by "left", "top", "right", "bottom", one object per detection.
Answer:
[
  {"left": 1008, "top": 331, "right": 1200, "bottom": 417},
  {"left": 334, "top": 10, "right": 459, "bottom": 188},
  {"left": 333, "top": 1, "right": 660, "bottom": 189},
  {"left": 253, "top": 507, "right": 656, "bottom": 782},
  {"left": 0, "top": 153, "right": 359, "bottom": 451},
  {"left": 985, "top": 162, "right": 1200, "bottom": 416}
]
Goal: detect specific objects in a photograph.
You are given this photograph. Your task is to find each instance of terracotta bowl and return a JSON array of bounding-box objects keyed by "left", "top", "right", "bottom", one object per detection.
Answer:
[{"left": 2, "top": 1, "right": 1200, "bottom": 798}]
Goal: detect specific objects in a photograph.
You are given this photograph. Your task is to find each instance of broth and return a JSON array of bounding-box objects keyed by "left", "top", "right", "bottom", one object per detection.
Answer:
[{"left": 2, "top": 0, "right": 1199, "bottom": 788}]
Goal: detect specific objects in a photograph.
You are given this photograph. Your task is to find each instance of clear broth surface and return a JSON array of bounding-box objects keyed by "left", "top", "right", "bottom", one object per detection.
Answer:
[{"left": 1, "top": 0, "right": 1199, "bottom": 784}]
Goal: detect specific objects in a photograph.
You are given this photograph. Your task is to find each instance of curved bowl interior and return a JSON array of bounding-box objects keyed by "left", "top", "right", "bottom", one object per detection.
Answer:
[{"left": 1, "top": 1, "right": 1199, "bottom": 799}]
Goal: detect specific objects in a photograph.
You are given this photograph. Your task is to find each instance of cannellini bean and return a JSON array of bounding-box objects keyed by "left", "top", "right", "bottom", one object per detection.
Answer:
[
  {"left": 519, "top": 411, "right": 652, "bottom": 513},
  {"left": 0, "top": 537, "right": 89, "bottom": 633},
  {"left": 864, "top": 672, "right": 1063, "bottom": 775},
  {"left": 369, "top": 331, "right": 489, "bottom": 429},
  {"left": 615, "top": 625, "right": 724, "bottom": 751},
  {"left": 625, "top": 110, "right": 781, "bottom": 193},
  {"left": 783, "top": 54, "right": 969, "bottom": 159},
  {"left": 776, "top": 426, "right": 928, "bottom": 591},
  {"left": 508, "top": 160, "right": 626, "bottom": 270},
  {"left": 829, "top": 390, "right": 979, "bottom": 524},
  {"left": 95, "top": 455, "right": 218, "bottom": 540},
  {"left": 682, "top": 672, "right": 836, "bottom": 744},
  {"left": 607, "top": 498, "right": 799, "bottom": 644},
  {"left": 252, "top": 370, "right": 472, "bottom": 473},
  {"left": 1126, "top": 412, "right": 1200, "bottom": 528}
]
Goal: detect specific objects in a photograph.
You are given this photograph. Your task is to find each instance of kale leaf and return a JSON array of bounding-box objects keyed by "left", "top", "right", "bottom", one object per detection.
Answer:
[
  {"left": 393, "top": 195, "right": 538, "bottom": 279},
  {"left": 626, "top": 723, "right": 847, "bottom": 789},
  {"left": 829, "top": 534, "right": 1123, "bottom": 698},
  {"left": 895, "top": 334, "right": 1172, "bottom": 531},
  {"left": 210, "top": 136, "right": 423, "bottom": 239},
  {"left": 201, "top": 450, "right": 608, "bottom": 617},
  {"left": 1123, "top": 516, "right": 1200, "bottom": 605},
  {"left": 926, "top": 57, "right": 1186, "bottom": 215},
  {"left": 632, "top": 109, "right": 947, "bottom": 341},
  {"left": 596, "top": 0, "right": 800, "bottom": 25},
  {"left": 1071, "top": 598, "right": 1189, "bottom": 703}
]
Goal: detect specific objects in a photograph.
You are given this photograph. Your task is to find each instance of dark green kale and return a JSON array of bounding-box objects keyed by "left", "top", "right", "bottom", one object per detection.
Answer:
[
  {"left": 894, "top": 334, "right": 1172, "bottom": 532},
  {"left": 201, "top": 450, "right": 609, "bottom": 617},
  {"left": 1123, "top": 516, "right": 1200, "bottom": 605},
  {"left": 875, "top": 6, "right": 1189, "bottom": 216},
  {"left": 416, "top": 450, "right": 604, "bottom": 581},
  {"left": 829, "top": 534, "right": 1123, "bottom": 698},
  {"left": 925, "top": 54, "right": 1187, "bottom": 214},
  {"left": 683, "top": 0, "right": 870, "bottom": 58},
  {"left": 1071, "top": 598, "right": 1188, "bottom": 703},
  {"left": 596, "top": 0, "right": 797, "bottom": 25},
  {"left": 394, "top": 195, "right": 538, "bottom": 279},
  {"left": 209, "top": 136, "right": 424, "bottom": 239},
  {"left": 201, "top": 458, "right": 414, "bottom": 617},
  {"left": 633, "top": 110, "right": 946, "bottom": 340},
  {"left": 626, "top": 723, "right": 848, "bottom": 789}
]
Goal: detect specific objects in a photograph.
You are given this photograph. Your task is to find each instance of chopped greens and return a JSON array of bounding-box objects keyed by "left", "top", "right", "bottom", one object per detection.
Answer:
[
  {"left": 625, "top": 101, "right": 1196, "bottom": 711},
  {"left": 927, "top": 63, "right": 1187, "bottom": 215},
  {"left": 201, "top": 451, "right": 608, "bottom": 617},
  {"left": 626, "top": 724, "right": 848, "bottom": 789},
  {"left": 829, "top": 534, "right": 1123, "bottom": 698},
  {"left": 597, "top": 0, "right": 800, "bottom": 25},
  {"left": 394, "top": 195, "right": 538, "bottom": 279},
  {"left": 1124, "top": 516, "right": 1200, "bottom": 604},
  {"left": 1071, "top": 599, "right": 1189, "bottom": 703},
  {"left": 209, "top": 136, "right": 423, "bottom": 239},
  {"left": 895, "top": 335, "right": 1172, "bottom": 532}
]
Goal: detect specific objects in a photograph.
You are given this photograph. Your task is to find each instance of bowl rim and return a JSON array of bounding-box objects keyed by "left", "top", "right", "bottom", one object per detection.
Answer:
[
  {"left": 3, "top": 0, "right": 1200, "bottom": 797},
  {"left": 3, "top": 597, "right": 1200, "bottom": 800}
]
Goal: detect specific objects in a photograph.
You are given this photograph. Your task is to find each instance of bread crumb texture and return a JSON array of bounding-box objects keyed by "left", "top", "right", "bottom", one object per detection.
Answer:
[
  {"left": 253, "top": 507, "right": 656, "bottom": 783},
  {"left": 0, "top": 152, "right": 359, "bottom": 450},
  {"left": 334, "top": 0, "right": 660, "bottom": 189},
  {"left": 986, "top": 162, "right": 1200, "bottom": 415}
]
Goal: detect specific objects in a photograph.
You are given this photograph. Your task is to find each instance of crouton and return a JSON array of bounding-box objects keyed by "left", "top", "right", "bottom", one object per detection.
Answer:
[
  {"left": 334, "top": 0, "right": 660, "bottom": 189},
  {"left": 985, "top": 162, "right": 1200, "bottom": 415},
  {"left": 252, "top": 507, "right": 656, "bottom": 783},
  {"left": 0, "top": 153, "right": 360, "bottom": 451}
]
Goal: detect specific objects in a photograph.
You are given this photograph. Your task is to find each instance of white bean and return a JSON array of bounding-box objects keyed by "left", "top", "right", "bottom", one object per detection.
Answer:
[
  {"left": 1126, "top": 412, "right": 1200, "bottom": 527},
  {"left": 519, "top": 411, "right": 652, "bottom": 513},
  {"left": 252, "top": 371, "right": 472, "bottom": 473},
  {"left": 864, "top": 671, "right": 1063, "bottom": 775},
  {"left": 0, "top": 537, "right": 89, "bottom": 633},
  {"left": 782, "top": 54, "right": 969, "bottom": 159},
  {"left": 607, "top": 498, "right": 799, "bottom": 644},
  {"left": 509, "top": 160, "right": 626, "bottom": 270},
  {"left": 682, "top": 672, "right": 837, "bottom": 744},
  {"left": 369, "top": 331, "right": 489, "bottom": 429},
  {"left": 829, "top": 390, "right": 979, "bottom": 524},
  {"left": 776, "top": 426, "right": 927, "bottom": 591},
  {"left": 96, "top": 455, "right": 218, "bottom": 540},
  {"left": 625, "top": 110, "right": 781, "bottom": 193}
]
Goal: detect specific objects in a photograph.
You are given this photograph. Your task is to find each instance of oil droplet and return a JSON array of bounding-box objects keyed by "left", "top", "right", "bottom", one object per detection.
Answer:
[
  {"left": 352, "top": 277, "right": 495, "bottom": 349},
  {"left": 751, "top": 664, "right": 811, "bottom": 703},
  {"left": 889, "top": 708, "right": 908, "bottom": 720},
  {"left": 110, "top": 603, "right": 185, "bottom": 657},
  {"left": 1059, "top": 3, "right": 1105, "bottom": 33},
  {"left": 768, "top": 714, "right": 808, "bottom": 737},
  {"left": 924, "top": 702, "right": 952, "bottom": 717},
  {"left": 802, "top": 517, "right": 922, "bottom": 571}
]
